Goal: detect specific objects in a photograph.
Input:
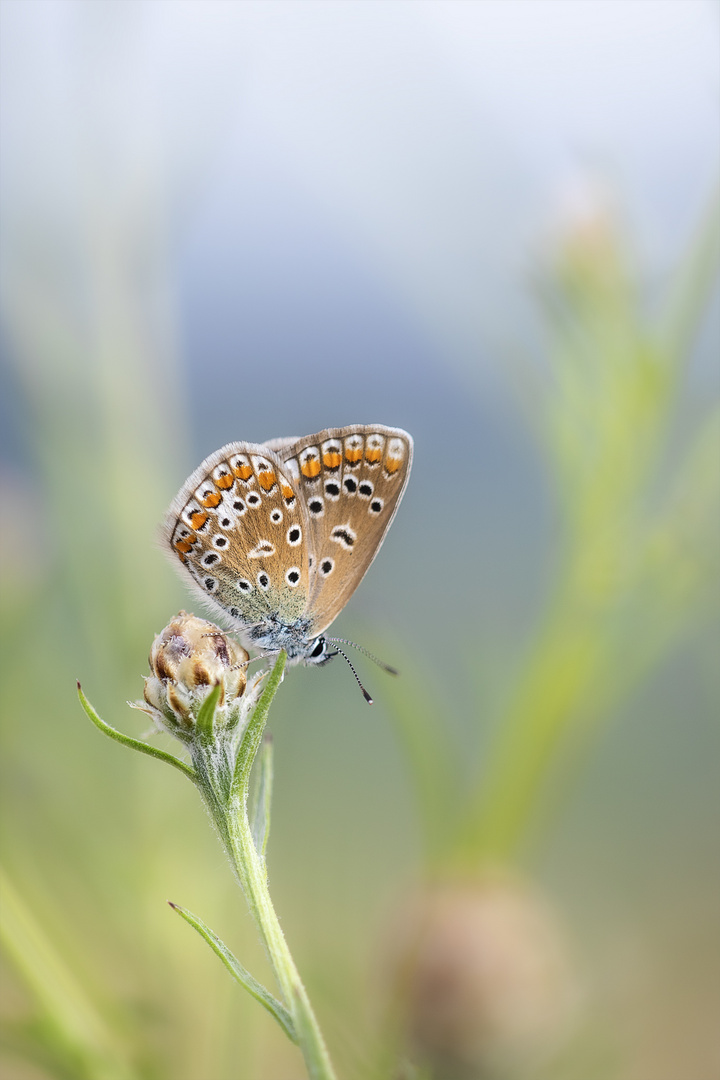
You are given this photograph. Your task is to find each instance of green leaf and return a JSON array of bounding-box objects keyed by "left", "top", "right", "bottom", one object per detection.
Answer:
[
  {"left": 168, "top": 901, "right": 296, "bottom": 1043},
  {"left": 77, "top": 683, "right": 195, "bottom": 782},
  {"left": 232, "top": 652, "right": 286, "bottom": 801},
  {"left": 249, "top": 735, "right": 274, "bottom": 860},
  {"left": 195, "top": 681, "right": 222, "bottom": 742}
]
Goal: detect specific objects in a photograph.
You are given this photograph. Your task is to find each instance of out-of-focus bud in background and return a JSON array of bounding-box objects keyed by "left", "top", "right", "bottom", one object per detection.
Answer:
[{"left": 388, "top": 877, "right": 576, "bottom": 1080}]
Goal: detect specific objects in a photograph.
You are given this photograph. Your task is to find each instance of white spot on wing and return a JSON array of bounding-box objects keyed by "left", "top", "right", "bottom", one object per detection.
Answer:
[{"left": 248, "top": 540, "right": 276, "bottom": 559}]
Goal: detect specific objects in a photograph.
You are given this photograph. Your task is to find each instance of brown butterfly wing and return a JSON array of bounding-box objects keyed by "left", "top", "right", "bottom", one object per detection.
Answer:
[
  {"left": 162, "top": 441, "right": 311, "bottom": 636},
  {"left": 274, "top": 425, "right": 413, "bottom": 636}
]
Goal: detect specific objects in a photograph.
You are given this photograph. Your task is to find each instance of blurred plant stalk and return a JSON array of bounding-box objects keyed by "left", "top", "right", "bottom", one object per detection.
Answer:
[
  {"left": 0, "top": 867, "right": 136, "bottom": 1080},
  {"left": 382, "top": 193, "right": 719, "bottom": 1080},
  {"left": 456, "top": 193, "right": 720, "bottom": 864},
  {"left": 0, "top": 38, "right": 199, "bottom": 1076}
]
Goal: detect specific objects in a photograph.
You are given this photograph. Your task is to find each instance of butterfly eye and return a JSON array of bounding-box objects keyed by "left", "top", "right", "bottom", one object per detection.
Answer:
[{"left": 310, "top": 638, "right": 326, "bottom": 659}]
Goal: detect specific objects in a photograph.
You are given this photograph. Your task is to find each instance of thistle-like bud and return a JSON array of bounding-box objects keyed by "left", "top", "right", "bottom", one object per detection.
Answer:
[{"left": 138, "top": 611, "right": 250, "bottom": 736}]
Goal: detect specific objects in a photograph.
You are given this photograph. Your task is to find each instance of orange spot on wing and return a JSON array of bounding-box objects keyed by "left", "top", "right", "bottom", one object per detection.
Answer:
[
  {"left": 323, "top": 452, "right": 342, "bottom": 469},
  {"left": 175, "top": 535, "right": 196, "bottom": 554},
  {"left": 281, "top": 483, "right": 296, "bottom": 501},
  {"left": 301, "top": 459, "right": 321, "bottom": 478},
  {"left": 385, "top": 457, "right": 402, "bottom": 474},
  {"left": 258, "top": 470, "right": 277, "bottom": 491},
  {"left": 176, "top": 551, "right": 188, "bottom": 563},
  {"left": 200, "top": 492, "right": 222, "bottom": 509},
  {"left": 214, "top": 473, "right": 234, "bottom": 489},
  {"left": 190, "top": 510, "right": 209, "bottom": 529},
  {"left": 365, "top": 448, "right": 382, "bottom": 464},
  {"left": 345, "top": 448, "right": 363, "bottom": 463},
  {"left": 232, "top": 463, "right": 253, "bottom": 481}
]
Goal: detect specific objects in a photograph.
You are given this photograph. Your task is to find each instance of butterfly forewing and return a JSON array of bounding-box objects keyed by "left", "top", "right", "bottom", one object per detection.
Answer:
[
  {"left": 273, "top": 425, "right": 413, "bottom": 636},
  {"left": 162, "top": 442, "right": 311, "bottom": 633}
]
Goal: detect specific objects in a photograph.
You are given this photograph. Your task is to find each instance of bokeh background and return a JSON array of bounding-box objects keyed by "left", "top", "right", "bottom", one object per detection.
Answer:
[{"left": 1, "top": 2, "right": 718, "bottom": 1079}]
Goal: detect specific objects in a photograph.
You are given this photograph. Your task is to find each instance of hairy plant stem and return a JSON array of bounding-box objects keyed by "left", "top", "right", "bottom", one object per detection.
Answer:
[{"left": 189, "top": 661, "right": 337, "bottom": 1080}]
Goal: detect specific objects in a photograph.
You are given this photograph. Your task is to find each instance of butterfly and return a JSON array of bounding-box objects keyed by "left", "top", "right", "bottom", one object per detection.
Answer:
[{"left": 163, "top": 425, "right": 413, "bottom": 671}]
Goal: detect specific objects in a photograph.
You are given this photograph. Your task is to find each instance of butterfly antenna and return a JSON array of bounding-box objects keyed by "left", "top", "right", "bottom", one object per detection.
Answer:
[
  {"left": 330, "top": 645, "right": 374, "bottom": 704},
  {"left": 326, "top": 637, "right": 399, "bottom": 676}
]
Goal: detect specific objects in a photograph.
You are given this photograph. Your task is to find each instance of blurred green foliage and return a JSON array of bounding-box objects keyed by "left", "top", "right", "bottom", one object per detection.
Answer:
[
  {"left": 1, "top": 192, "right": 719, "bottom": 1080},
  {"left": 376, "top": 198, "right": 720, "bottom": 1079},
  {"left": 386, "top": 198, "right": 720, "bottom": 871}
]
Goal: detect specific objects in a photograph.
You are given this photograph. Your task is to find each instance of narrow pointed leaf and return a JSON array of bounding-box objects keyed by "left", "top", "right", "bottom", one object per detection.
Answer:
[
  {"left": 169, "top": 902, "right": 296, "bottom": 1043},
  {"left": 77, "top": 683, "right": 195, "bottom": 781},
  {"left": 195, "top": 682, "right": 222, "bottom": 742},
  {"left": 232, "top": 651, "right": 286, "bottom": 800}
]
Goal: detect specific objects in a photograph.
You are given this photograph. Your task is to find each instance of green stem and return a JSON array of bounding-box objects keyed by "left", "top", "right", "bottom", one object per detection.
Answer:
[
  {"left": 193, "top": 654, "right": 337, "bottom": 1080},
  {"left": 225, "top": 805, "right": 335, "bottom": 1080}
]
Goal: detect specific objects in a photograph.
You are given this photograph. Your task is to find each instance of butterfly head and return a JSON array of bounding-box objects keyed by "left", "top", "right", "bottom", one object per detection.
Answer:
[{"left": 304, "top": 636, "right": 335, "bottom": 666}]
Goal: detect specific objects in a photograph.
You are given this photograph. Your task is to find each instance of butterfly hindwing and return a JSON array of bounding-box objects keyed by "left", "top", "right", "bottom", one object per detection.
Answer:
[{"left": 274, "top": 425, "right": 413, "bottom": 636}]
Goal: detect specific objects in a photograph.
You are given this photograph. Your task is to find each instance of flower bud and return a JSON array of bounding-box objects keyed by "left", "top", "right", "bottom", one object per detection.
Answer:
[
  {"left": 387, "top": 876, "right": 575, "bottom": 1078},
  {"left": 139, "top": 611, "right": 249, "bottom": 734}
]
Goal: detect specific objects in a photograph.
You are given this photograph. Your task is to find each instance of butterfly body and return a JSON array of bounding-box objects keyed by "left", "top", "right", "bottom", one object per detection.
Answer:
[{"left": 163, "top": 425, "right": 413, "bottom": 664}]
